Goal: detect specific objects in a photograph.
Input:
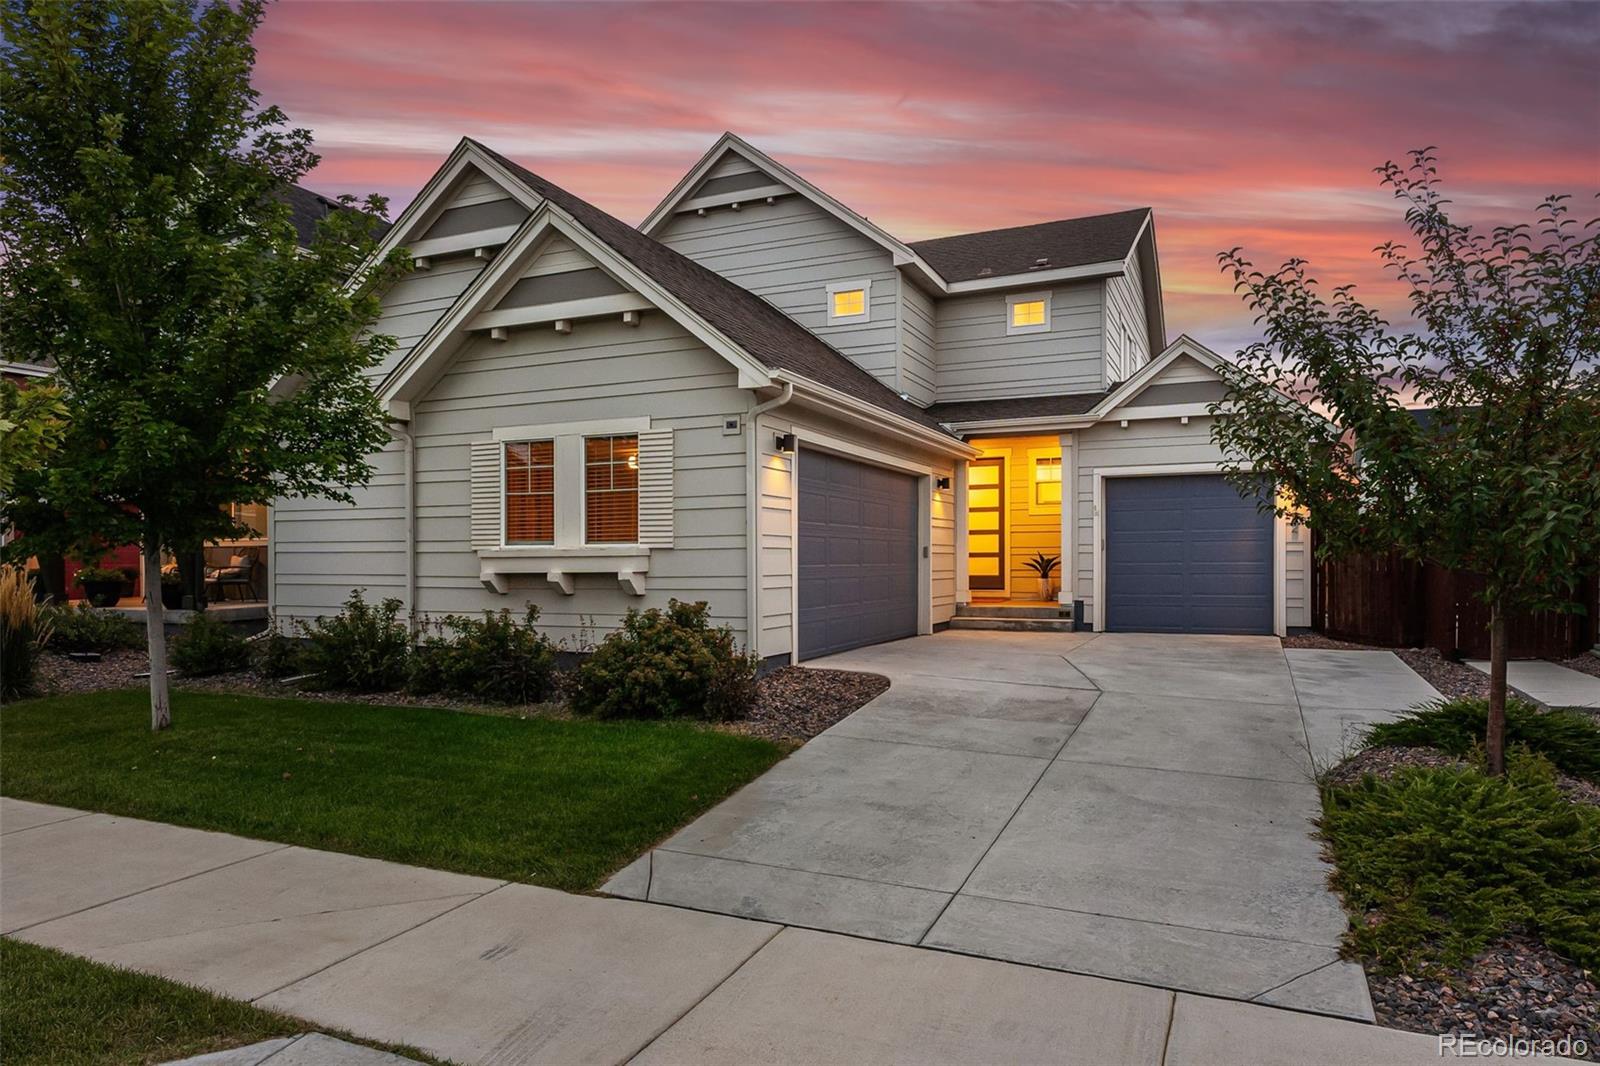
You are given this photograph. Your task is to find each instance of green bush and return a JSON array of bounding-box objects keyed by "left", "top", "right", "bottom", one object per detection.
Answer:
[
  {"left": 1367, "top": 697, "right": 1600, "bottom": 782},
  {"left": 1321, "top": 754, "right": 1600, "bottom": 973},
  {"left": 252, "top": 619, "right": 302, "bottom": 679},
  {"left": 568, "top": 599, "right": 759, "bottom": 721},
  {"left": 39, "top": 602, "right": 143, "bottom": 653},
  {"left": 296, "top": 590, "right": 409, "bottom": 692},
  {"left": 170, "top": 612, "right": 250, "bottom": 676},
  {"left": 408, "top": 607, "right": 557, "bottom": 704}
]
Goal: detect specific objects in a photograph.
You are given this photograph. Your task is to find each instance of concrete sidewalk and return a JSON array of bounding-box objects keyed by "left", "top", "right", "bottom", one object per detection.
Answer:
[
  {"left": 1466, "top": 658, "right": 1600, "bottom": 708},
  {"left": 2, "top": 798, "right": 1499, "bottom": 1065}
]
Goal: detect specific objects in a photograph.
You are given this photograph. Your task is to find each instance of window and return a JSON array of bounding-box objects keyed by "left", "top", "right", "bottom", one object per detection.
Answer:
[
  {"left": 1006, "top": 291, "right": 1052, "bottom": 335},
  {"left": 1034, "top": 456, "right": 1062, "bottom": 507},
  {"left": 826, "top": 279, "right": 871, "bottom": 323},
  {"left": 505, "top": 440, "right": 555, "bottom": 543},
  {"left": 585, "top": 434, "right": 639, "bottom": 543}
]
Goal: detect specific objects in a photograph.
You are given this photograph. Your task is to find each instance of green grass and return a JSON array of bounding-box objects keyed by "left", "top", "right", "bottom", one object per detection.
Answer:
[
  {"left": 0, "top": 939, "right": 442, "bottom": 1066},
  {"left": 1320, "top": 753, "right": 1600, "bottom": 973},
  {"left": 1365, "top": 697, "right": 1600, "bottom": 782},
  {"left": 0, "top": 688, "right": 786, "bottom": 891}
]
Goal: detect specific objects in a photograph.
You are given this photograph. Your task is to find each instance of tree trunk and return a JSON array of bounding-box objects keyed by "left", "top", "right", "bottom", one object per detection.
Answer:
[
  {"left": 142, "top": 536, "right": 171, "bottom": 731},
  {"left": 1486, "top": 600, "right": 1507, "bottom": 776}
]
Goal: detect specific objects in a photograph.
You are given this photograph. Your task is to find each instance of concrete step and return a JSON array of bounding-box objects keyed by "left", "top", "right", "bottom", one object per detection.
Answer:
[
  {"left": 947, "top": 616, "right": 1077, "bottom": 633},
  {"left": 956, "top": 603, "right": 1072, "bottom": 620}
]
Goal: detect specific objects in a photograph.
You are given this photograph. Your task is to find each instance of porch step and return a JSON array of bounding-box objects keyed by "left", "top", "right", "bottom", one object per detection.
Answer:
[
  {"left": 948, "top": 616, "right": 1077, "bottom": 633},
  {"left": 955, "top": 603, "right": 1072, "bottom": 620}
]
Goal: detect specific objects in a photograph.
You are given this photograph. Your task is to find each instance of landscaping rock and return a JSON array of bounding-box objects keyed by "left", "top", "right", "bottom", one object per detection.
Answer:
[
  {"left": 737, "top": 666, "right": 890, "bottom": 741},
  {"left": 1319, "top": 745, "right": 1467, "bottom": 789},
  {"left": 1368, "top": 934, "right": 1598, "bottom": 1060},
  {"left": 34, "top": 649, "right": 150, "bottom": 695}
]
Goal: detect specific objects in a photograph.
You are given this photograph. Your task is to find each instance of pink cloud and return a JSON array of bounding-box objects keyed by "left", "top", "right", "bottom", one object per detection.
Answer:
[{"left": 253, "top": 0, "right": 1600, "bottom": 354}]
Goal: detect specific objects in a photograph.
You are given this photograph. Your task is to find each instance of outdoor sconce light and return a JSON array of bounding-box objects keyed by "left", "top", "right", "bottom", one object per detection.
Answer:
[
  {"left": 775, "top": 432, "right": 796, "bottom": 453},
  {"left": 935, "top": 476, "right": 951, "bottom": 489}
]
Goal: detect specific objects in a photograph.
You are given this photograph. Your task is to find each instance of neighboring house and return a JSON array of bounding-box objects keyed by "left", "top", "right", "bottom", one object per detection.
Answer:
[{"left": 270, "top": 135, "right": 1311, "bottom": 665}]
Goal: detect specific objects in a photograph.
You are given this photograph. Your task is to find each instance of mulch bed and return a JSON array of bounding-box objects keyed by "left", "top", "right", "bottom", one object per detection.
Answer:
[
  {"left": 736, "top": 666, "right": 890, "bottom": 742},
  {"left": 1369, "top": 934, "right": 1598, "bottom": 1059},
  {"left": 25, "top": 652, "right": 889, "bottom": 742},
  {"left": 1318, "top": 745, "right": 1467, "bottom": 789}
]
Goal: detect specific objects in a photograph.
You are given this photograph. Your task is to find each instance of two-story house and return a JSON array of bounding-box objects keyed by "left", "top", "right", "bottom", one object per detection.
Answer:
[{"left": 269, "top": 135, "right": 1311, "bottom": 665}]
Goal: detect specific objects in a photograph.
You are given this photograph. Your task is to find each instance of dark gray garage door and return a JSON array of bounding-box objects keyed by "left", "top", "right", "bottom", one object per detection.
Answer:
[
  {"left": 797, "top": 448, "right": 918, "bottom": 659},
  {"left": 1104, "top": 474, "right": 1273, "bottom": 635}
]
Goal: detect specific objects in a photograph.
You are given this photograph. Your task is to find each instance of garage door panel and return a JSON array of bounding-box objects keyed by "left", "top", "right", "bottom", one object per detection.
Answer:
[
  {"left": 1105, "top": 474, "right": 1272, "bottom": 635},
  {"left": 798, "top": 448, "right": 919, "bottom": 659}
]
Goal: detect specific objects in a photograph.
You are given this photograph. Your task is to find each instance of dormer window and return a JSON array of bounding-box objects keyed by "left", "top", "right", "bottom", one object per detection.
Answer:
[
  {"left": 1006, "top": 291, "right": 1051, "bottom": 335},
  {"left": 827, "top": 279, "right": 871, "bottom": 323}
]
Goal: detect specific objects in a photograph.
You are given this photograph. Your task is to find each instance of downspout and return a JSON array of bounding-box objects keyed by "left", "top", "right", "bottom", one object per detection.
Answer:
[
  {"left": 745, "top": 383, "right": 794, "bottom": 661},
  {"left": 390, "top": 422, "right": 417, "bottom": 629}
]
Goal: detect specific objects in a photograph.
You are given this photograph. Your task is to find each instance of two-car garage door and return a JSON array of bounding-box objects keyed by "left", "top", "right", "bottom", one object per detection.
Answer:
[
  {"left": 1104, "top": 474, "right": 1274, "bottom": 635},
  {"left": 797, "top": 449, "right": 919, "bottom": 659}
]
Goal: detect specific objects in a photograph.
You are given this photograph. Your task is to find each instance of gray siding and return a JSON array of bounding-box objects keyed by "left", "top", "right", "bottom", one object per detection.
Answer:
[
  {"left": 655, "top": 188, "right": 902, "bottom": 393},
  {"left": 1103, "top": 249, "right": 1152, "bottom": 386},
  {"left": 898, "top": 282, "right": 937, "bottom": 407},
  {"left": 367, "top": 257, "right": 486, "bottom": 380},
  {"left": 272, "top": 444, "right": 407, "bottom": 618},
  {"left": 408, "top": 313, "right": 752, "bottom": 646},
  {"left": 934, "top": 281, "right": 1104, "bottom": 402}
]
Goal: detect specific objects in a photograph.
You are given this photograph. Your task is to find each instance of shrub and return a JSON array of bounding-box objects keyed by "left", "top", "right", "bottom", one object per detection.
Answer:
[
  {"left": 408, "top": 607, "right": 557, "bottom": 704},
  {"left": 1321, "top": 754, "right": 1600, "bottom": 973},
  {"left": 1367, "top": 697, "right": 1600, "bottom": 782},
  {"left": 1, "top": 566, "right": 51, "bottom": 700},
  {"left": 296, "top": 590, "right": 409, "bottom": 692},
  {"left": 72, "top": 565, "right": 125, "bottom": 584},
  {"left": 169, "top": 612, "right": 250, "bottom": 676},
  {"left": 252, "top": 619, "right": 302, "bottom": 679},
  {"left": 568, "top": 599, "right": 759, "bottom": 721},
  {"left": 39, "top": 602, "right": 143, "bottom": 653}
]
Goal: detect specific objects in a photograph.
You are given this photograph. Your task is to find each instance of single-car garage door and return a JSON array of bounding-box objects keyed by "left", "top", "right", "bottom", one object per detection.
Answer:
[
  {"left": 1104, "top": 474, "right": 1273, "bottom": 635},
  {"left": 797, "top": 448, "right": 918, "bottom": 658}
]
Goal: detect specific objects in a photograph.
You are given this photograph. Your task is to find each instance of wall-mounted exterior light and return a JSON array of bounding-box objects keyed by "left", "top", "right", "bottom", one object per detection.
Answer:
[
  {"left": 934, "top": 476, "right": 951, "bottom": 490},
  {"left": 775, "top": 432, "right": 796, "bottom": 453}
]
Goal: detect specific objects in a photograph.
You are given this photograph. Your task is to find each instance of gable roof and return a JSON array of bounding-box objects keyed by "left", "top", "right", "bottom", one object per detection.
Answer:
[
  {"left": 463, "top": 140, "right": 952, "bottom": 436},
  {"left": 925, "top": 391, "right": 1108, "bottom": 427},
  {"left": 277, "top": 184, "right": 392, "bottom": 248},
  {"left": 910, "top": 209, "right": 1152, "bottom": 284}
]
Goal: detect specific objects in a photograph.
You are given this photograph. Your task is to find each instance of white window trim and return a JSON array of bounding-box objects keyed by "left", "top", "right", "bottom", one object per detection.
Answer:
[
  {"left": 1006, "top": 291, "right": 1052, "bottom": 336},
  {"left": 581, "top": 432, "right": 642, "bottom": 547},
  {"left": 500, "top": 438, "right": 556, "bottom": 546},
  {"left": 826, "top": 278, "right": 872, "bottom": 323},
  {"left": 492, "top": 418, "right": 651, "bottom": 552},
  {"left": 1026, "top": 448, "right": 1062, "bottom": 516}
]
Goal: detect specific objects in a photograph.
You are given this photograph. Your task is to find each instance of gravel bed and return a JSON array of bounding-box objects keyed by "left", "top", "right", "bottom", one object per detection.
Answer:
[
  {"left": 1319, "top": 745, "right": 1467, "bottom": 789},
  {"left": 734, "top": 666, "right": 890, "bottom": 742},
  {"left": 31, "top": 650, "right": 151, "bottom": 695},
  {"left": 1561, "top": 652, "right": 1600, "bottom": 681},
  {"left": 1370, "top": 934, "right": 1598, "bottom": 1059},
  {"left": 1281, "top": 632, "right": 1379, "bottom": 651}
]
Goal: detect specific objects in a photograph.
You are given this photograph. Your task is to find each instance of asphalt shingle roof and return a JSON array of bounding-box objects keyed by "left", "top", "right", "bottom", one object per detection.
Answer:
[
  {"left": 469, "top": 140, "right": 953, "bottom": 437},
  {"left": 910, "top": 209, "right": 1151, "bottom": 284},
  {"left": 279, "top": 184, "right": 393, "bottom": 249},
  {"left": 924, "top": 391, "right": 1108, "bottom": 426}
]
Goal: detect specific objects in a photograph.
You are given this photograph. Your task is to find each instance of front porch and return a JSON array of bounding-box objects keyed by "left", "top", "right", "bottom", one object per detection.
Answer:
[{"left": 953, "top": 434, "right": 1074, "bottom": 631}]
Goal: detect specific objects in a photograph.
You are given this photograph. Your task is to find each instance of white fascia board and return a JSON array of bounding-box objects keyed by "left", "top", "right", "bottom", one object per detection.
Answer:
[
  {"left": 406, "top": 225, "right": 521, "bottom": 261},
  {"left": 1086, "top": 335, "right": 1228, "bottom": 418},
  {"left": 0, "top": 360, "right": 56, "bottom": 378},
  {"left": 942, "top": 415, "right": 1099, "bottom": 436},
  {"left": 771, "top": 370, "right": 980, "bottom": 460},
  {"left": 677, "top": 185, "right": 794, "bottom": 213},
  {"left": 379, "top": 205, "right": 775, "bottom": 412},
  {"left": 472, "top": 293, "right": 653, "bottom": 332},
  {"left": 942, "top": 259, "right": 1125, "bottom": 294}
]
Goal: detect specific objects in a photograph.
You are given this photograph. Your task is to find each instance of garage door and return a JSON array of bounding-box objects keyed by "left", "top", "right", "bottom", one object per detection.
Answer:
[
  {"left": 1104, "top": 474, "right": 1273, "bottom": 635},
  {"left": 797, "top": 449, "right": 918, "bottom": 658}
]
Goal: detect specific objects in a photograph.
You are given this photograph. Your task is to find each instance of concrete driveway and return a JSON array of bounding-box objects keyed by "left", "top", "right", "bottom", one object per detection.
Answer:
[{"left": 608, "top": 631, "right": 1442, "bottom": 1021}]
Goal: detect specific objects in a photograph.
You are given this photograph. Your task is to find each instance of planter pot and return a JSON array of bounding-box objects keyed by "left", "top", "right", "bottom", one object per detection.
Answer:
[
  {"left": 1037, "top": 576, "right": 1058, "bottom": 601},
  {"left": 82, "top": 580, "right": 121, "bottom": 608},
  {"left": 161, "top": 583, "right": 184, "bottom": 610}
]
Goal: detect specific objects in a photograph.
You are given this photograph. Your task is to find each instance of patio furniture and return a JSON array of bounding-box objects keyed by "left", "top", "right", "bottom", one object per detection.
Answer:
[{"left": 205, "top": 546, "right": 264, "bottom": 602}]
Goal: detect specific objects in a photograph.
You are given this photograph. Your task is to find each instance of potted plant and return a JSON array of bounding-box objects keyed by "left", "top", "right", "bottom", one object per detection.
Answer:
[
  {"left": 1023, "top": 552, "right": 1060, "bottom": 602},
  {"left": 74, "top": 565, "right": 126, "bottom": 608},
  {"left": 160, "top": 569, "right": 185, "bottom": 610}
]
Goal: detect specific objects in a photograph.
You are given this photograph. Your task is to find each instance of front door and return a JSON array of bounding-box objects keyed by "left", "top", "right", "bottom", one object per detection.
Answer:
[{"left": 967, "top": 457, "right": 1005, "bottom": 591}]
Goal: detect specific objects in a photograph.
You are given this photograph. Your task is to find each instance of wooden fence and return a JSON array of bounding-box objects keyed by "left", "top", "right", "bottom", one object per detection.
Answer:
[{"left": 1311, "top": 537, "right": 1596, "bottom": 659}]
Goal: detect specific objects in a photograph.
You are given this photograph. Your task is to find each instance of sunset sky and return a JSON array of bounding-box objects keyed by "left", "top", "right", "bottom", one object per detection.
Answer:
[{"left": 254, "top": 0, "right": 1599, "bottom": 355}]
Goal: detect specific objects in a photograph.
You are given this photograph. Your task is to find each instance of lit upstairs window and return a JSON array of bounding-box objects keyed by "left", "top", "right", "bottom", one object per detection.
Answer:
[
  {"left": 1006, "top": 291, "right": 1052, "bottom": 335},
  {"left": 1011, "top": 300, "right": 1046, "bottom": 328},
  {"left": 832, "top": 288, "right": 865, "bottom": 318}
]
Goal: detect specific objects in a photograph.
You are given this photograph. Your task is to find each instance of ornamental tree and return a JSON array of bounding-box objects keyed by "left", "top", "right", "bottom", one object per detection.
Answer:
[
  {"left": 0, "top": 0, "right": 409, "bottom": 729},
  {"left": 1211, "top": 149, "right": 1600, "bottom": 775}
]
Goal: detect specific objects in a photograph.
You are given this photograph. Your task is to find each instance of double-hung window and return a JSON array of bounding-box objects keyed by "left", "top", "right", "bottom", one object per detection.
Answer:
[
  {"left": 584, "top": 434, "right": 639, "bottom": 543},
  {"left": 504, "top": 440, "right": 555, "bottom": 543}
]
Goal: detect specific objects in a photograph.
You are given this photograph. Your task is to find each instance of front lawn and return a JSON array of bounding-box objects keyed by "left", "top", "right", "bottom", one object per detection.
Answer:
[
  {"left": 0, "top": 689, "right": 786, "bottom": 891},
  {"left": 0, "top": 939, "right": 440, "bottom": 1066}
]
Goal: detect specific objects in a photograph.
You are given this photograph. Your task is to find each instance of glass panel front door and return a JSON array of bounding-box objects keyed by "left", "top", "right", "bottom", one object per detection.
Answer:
[{"left": 968, "top": 457, "right": 1005, "bottom": 591}]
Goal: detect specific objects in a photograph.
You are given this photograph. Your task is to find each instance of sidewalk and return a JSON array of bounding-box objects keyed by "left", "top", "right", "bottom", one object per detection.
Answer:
[{"left": 0, "top": 797, "right": 1527, "bottom": 1065}]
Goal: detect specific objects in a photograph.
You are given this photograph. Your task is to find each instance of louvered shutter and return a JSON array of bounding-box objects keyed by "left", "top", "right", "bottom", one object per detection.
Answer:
[
  {"left": 469, "top": 440, "right": 502, "bottom": 549},
  {"left": 637, "top": 428, "right": 674, "bottom": 547}
]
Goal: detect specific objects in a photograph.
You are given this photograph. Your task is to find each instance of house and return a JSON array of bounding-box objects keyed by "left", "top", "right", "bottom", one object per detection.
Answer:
[{"left": 269, "top": 135, "right": 1311, "bottom": 665}]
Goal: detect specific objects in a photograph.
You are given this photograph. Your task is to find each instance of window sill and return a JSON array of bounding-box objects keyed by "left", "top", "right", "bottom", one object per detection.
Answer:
[{"left": 477, "top": 546, "right": 650, "bottom": 596}]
